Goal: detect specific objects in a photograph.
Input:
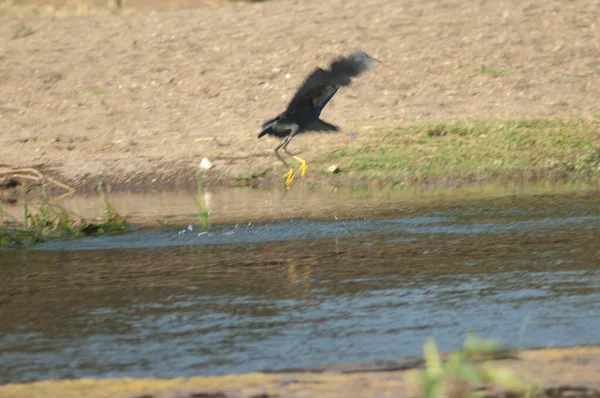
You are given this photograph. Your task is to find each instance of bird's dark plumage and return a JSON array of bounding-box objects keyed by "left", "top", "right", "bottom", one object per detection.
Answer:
[
  {"left": 258, "top": 51, "right": 379, "bottom": 139},
  {"left": 258, "top": 50, "right": 381, "bottom": 187}
]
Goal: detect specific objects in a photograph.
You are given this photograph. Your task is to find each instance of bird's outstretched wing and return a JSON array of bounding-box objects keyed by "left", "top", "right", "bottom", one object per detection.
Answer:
[
  {"left": 284, "top": 52, "right": 377, "bottom": 115},
  {"left": 284, "top": 68, "right": 336, "bottom": 114},
  {"left": 328, "top": 53, "right": 376, "bottom": 86}
]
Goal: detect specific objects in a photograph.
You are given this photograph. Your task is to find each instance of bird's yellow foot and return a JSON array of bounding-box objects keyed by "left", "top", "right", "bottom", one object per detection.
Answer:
[
  {"left": 284, "top": 168, "right": 295, "bottom": 187},
  {"left": 294, "top": 156, "right": 308, "bottom": 177}
]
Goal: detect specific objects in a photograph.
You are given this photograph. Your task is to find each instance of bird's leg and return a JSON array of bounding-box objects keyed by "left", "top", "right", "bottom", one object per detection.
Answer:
[
  {"left": 280, "top": 125, "right": 307, "bottom": 177},
  {"left": 283, "top": 148, "right": 308, "bottom": 178},
  {"left": 274, "top": 131, "right": 296, "bottom": 188},
  {"left": 275, "top": 151, "right": 295, "bottom": 188},
  {"left": 273, "top": 125, "right": 301, "bottom": 188},
  {"left": 274, "top": 134, "right": 291, "bottom": 153}
]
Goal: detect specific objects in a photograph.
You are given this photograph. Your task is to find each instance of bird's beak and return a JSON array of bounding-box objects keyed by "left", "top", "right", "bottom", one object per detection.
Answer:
[{"left": 371, "top": 56, "right": 387, "bottom": 68}]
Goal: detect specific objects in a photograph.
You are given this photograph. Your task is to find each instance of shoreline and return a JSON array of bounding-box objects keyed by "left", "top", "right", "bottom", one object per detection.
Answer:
[
  {"left": 3, "top": 116, "right": 600, "bottom": 198},
  {"left": 3, "top": 153, "right": 600, "bottom": 197},
  {"left": 1, "top": 346, "right": 599, "bottom": 398},
  {"left": 3, "top": 177, "right": 600, "bottom": 229}
]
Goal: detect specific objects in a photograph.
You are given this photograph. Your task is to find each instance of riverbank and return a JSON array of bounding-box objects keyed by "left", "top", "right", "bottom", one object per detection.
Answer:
[
  {"left": 1, "top": 0, "right": 599, "bottom": 193},
  {"left": 1, "top": 346, "right": 599, "bottom": 398},
  {"left": 1, "top": 117, "right": 600, "bottom": 200}
]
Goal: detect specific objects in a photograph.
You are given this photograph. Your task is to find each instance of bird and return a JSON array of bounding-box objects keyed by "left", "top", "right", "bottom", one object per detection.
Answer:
[{"left": 258, "top": 50, "right": 382, "bottom": 188}]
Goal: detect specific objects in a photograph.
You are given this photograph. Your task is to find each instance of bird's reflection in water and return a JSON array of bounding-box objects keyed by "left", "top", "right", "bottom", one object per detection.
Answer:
[{"left": 287, "top": 262, "right": 313, "bottom": 296}]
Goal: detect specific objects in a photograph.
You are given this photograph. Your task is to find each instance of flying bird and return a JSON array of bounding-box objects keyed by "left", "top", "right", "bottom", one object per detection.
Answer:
[{"left": 258, "top": 50, "right": 382, "bottom": 187}]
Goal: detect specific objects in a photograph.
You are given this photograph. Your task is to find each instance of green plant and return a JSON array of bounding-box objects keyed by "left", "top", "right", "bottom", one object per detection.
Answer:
[
  {"left": 476, "top": 64, "right": 508, "bottom": 76},
  {"left": 415, "top": 334, "right": 522, "bottom": 398},
  {"left": 72, "top": 87, "right": 107, "bottom": 96},
  {"left": 232, "top": 168, "right": 269, "bottom": 181},
  {"left": 11, "top": 21, "right": 35, "bottom": 39},
  {"left": 195, "top": 173, "right": 210, "bottom": 231},
  {"left": 587, "top": 63, "right": 600, "bottom": 75},
  {"left": 80, "top": 183, "right": 130, "bottom": 234},
  {"left": 1, "top": 181, "right": 130, "bottom": 248}
]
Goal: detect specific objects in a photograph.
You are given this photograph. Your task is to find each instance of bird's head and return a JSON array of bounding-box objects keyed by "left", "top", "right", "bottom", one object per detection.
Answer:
[
  {"left": 329, "top": 50, "right": 384, "bottom": 84},
  {"left": 347, "top": 51, "right": 384, "bottom": 68}
]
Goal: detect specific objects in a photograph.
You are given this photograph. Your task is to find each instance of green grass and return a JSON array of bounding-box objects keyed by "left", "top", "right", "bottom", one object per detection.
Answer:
[
  {"left": 231, "top": 168, "right": 269, "bottom": 182},
  {"left": 195, "top": 172, "right": 210, "bottom": 231},
  {"left": 475, "top": 64, "right": 508, "bottom": 76},
  {"left": 322, "top": 118, "right": 600, "bottom": 180},
  {"left": 10, "top": 21, "right": 35, "bottom": 39},
  {"left": 72, "top": 87, "right": 108, "bottom": 96},
  {"left": 1, "top": 182, "right": 130, "bottom": 248},
  {"left": 158, "top": 173, "right": 211, "bottom": 229},
  {"left": 414, "top": 334, "right": 522, "bottom": 398},
  {"left": 587, "top": 63, "right": 600, "bottom": 75}
]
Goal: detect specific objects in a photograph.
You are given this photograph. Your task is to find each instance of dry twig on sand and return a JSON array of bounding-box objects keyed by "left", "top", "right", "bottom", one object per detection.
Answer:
[{"left": 0, "top": 168, "right": 76, "bottom": 200}]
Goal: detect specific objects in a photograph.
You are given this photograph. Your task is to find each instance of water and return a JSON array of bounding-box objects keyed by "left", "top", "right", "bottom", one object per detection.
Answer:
[{"left": 1, "top": 188, "right": 600, "bottom": 385}]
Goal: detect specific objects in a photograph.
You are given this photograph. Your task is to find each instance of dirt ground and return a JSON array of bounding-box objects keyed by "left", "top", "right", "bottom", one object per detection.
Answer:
[
  {"left": 1, "top": 0, "right": 599, "bottom": 191},
  {"left": 1, "top": 346, "right": 600, "bottom": 398}
]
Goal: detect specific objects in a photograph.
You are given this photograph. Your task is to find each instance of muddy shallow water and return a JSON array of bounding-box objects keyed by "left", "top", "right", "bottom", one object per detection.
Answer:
[{"left": 1, "top": 185, "right": 600, "bottom": 385}]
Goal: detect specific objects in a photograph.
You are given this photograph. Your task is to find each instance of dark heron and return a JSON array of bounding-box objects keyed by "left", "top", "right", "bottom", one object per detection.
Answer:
[{"left": 258, "top": 50, "right": 382, "bottom": 187}]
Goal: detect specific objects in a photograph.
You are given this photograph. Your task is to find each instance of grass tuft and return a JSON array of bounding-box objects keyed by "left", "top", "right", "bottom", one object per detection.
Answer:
[
  {"left": 72, "top": 87, "right": 108, "bottom": 96},
  {"left": 414, "top": 334, "right": 522, "bottom": 398},
  {"left": 10, "top": 21, "right": 35, "bottom": 39},
  {"left": 195, "top": 173, "right": 210, "bottom": 231},
  {"left": 1, "top": 182, "right": 130, "bottom": 248},
  {"left": 475, "top": 64, "right": 508, "bottom": 76},
  {"left": 79, "top": 183, "right": 130, "bottom": 235}
]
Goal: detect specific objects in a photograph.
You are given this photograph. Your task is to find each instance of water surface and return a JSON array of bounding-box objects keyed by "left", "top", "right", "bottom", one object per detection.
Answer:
[{"left": 1, "top": 188, "right": 600, "bottom": 384}]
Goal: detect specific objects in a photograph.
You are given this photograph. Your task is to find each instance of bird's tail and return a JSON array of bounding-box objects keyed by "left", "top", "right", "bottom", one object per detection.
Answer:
[{"left": 258, "top": 115, "right": 281, "bottom": 138}]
